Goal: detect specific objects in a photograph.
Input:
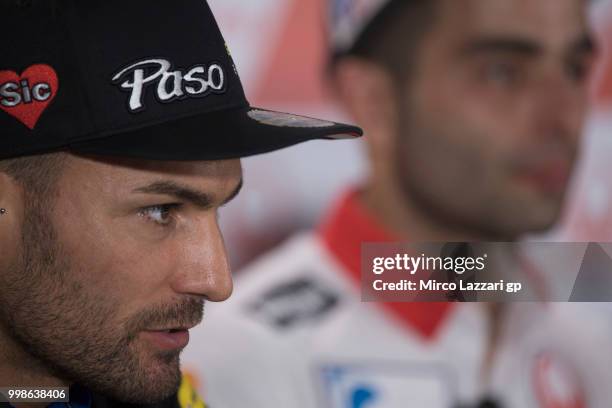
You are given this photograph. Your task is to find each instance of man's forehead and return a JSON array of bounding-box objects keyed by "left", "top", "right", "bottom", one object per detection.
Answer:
[
  {"left": 61, "top": 154, "right": 242, "bottom": 190},
  {"left": 436, "top": 0, "right": 589, "bottom": 47}
]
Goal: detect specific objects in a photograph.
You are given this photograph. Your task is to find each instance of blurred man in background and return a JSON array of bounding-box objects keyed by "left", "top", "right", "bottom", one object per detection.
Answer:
[{"left": 184, "top": 0, "right": 612, "bottom": 407}]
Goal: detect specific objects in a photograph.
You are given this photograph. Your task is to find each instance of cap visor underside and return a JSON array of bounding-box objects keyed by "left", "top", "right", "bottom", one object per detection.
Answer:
[{"left": 69, "top": 107, "right": 363, "bottom": 161}]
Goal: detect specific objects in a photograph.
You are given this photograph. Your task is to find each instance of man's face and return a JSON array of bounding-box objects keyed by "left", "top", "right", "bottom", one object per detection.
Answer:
[
  {"left": 396, "top": 0, "right": 594, "bottom": 238},
  {"left": 0, "top": 154, "right": 242, "bottom": 402}
]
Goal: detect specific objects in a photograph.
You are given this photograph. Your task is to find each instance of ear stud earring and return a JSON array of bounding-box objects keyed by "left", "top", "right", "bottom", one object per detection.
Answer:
[{"left": 0, "top": 209, "right": 6, "bottom": 215}]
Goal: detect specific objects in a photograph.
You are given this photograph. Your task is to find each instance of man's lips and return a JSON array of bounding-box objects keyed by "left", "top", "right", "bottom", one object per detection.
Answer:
[
  {"left": 141, "top": 329, "right": 190, "bottom": 350},
  {"left": 140, "top": 323, "right": 198, "bottom": 350}
]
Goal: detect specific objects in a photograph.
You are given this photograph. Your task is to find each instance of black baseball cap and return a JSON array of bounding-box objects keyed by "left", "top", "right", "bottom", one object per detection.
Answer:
[{"left": 0, "top": 0, "right": 362, "bottom": 161}]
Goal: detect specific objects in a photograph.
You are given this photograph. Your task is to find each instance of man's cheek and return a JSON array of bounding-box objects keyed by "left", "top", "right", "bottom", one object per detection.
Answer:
[
  {"left": 98, "top": 242, "right": 178, "bottom": 303},
  {"left": 451, "top": 76, "right": 529, "bottom": 134},
  {"left": 60, "top": 234, "right": 138, "bottom": 303}
]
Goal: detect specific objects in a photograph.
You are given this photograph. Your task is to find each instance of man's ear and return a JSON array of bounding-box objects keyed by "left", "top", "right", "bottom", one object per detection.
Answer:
[{"left": 331, "top": 57, "right": 399, "bottom": 158}]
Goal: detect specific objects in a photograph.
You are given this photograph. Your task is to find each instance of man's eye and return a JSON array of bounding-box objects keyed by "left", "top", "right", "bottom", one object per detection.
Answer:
[{"left": 138, "top": 204, "right": 180, "bottom": 226}]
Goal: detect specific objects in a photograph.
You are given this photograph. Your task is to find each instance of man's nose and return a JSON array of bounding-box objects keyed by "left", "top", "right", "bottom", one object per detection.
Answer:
[
  {"left": 170, "top": 214, "right": 233, "bottom": 302},
  {"left": 530, "top": 70, "right": 587, "bottom": 147}
]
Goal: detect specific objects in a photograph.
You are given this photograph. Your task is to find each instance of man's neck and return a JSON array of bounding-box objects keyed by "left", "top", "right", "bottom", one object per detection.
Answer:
[
  {"left": 360, "top": 179, "right": 520, "bottom": 385},
  {"left": 0, "top": 329, "right": 68, "bottom": 388}
]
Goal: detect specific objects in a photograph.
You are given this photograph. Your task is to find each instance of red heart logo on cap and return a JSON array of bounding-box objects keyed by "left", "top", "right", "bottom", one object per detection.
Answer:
[{"left": 0, "top": 64, "right": 59, "bottom": 130}]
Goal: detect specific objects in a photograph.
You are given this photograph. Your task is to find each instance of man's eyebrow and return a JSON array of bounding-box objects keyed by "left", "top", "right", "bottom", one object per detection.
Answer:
[
  {"left": 132, "top": 178, "right": 243, "bottom": 208},
  {"left": 460, "top": 34, "right": 597, "bottom": 59},
  {"left": 459, "top": 37, "right": 542, "bottom": 58}
]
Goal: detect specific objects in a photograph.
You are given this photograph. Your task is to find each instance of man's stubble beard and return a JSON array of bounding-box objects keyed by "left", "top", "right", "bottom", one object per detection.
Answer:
[{"left": 0, "top": 197, "right": 197, "bottom": 403}]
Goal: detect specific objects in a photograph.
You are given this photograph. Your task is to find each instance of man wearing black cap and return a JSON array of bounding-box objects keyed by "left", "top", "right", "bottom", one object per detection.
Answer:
[
  {"left": 0, "top": 0, "right": 361, "bottom": 407},
  {"left": 186, "top": 0, "right": 612, "bottom": 407}
]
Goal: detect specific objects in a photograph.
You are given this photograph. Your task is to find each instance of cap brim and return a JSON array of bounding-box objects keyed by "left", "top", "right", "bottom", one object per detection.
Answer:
[{"left": 69, "top": 106, "right": 363, "bottom": 161}]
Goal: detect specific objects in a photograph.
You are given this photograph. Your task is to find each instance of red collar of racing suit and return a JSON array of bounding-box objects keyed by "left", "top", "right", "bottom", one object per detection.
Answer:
[{"left": 318, "top": 189, "right": 456, "bottom": 341}]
